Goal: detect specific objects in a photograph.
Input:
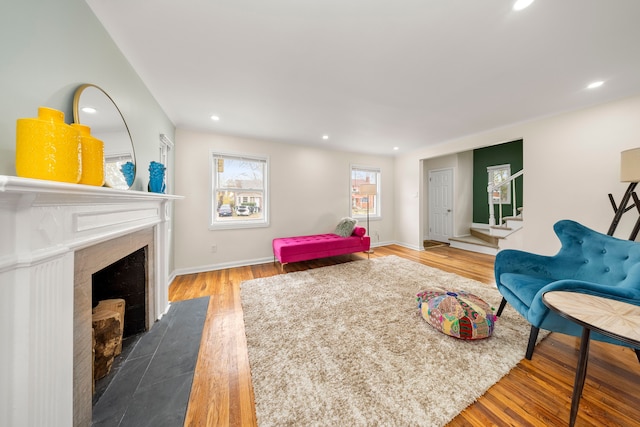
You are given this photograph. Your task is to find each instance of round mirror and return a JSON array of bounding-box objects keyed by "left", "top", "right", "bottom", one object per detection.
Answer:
[{"left": 73, "top": 84, "right": 136, "bottom": 189}]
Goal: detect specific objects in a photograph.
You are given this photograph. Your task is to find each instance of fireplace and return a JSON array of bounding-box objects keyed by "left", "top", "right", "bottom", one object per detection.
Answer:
[
  {"left": 0, "top": 175, "right": 181, "bottom": 427},
  {"left": 74, "top": 227, "right": 156, "bottom": 423},
  {"left": 93, "top": 246, "right": 149, "bottom": 337}
]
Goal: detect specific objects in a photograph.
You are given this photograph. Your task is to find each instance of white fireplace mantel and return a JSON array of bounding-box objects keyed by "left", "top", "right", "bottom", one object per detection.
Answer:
[{"left": 0, "top": 175, "right": 182, "bottom": 427}]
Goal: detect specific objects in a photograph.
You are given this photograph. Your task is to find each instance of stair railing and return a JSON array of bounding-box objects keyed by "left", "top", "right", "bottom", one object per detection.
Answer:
[{"left": 487, "top": 169, "right": 523, "bottom": 226}]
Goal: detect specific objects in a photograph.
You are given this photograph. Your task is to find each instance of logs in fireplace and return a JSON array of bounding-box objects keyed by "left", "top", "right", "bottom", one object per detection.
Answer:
[
  {"left": 91, "top": 245, "right": 148, "bottom": 389},
  {"left": 92, "top": 299, "right": 125, "bottom": 381}
]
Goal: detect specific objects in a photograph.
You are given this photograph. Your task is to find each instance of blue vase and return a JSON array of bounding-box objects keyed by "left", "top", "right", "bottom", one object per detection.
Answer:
[
  {"left": 148, "top": 161, "right": 166, "bottom": 193},
  {"left": 120, "top": 161, "right": 135, "bottom": 187}
]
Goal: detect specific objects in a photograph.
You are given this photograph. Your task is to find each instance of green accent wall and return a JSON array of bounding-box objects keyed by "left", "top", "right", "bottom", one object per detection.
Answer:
[{"left": 473, "top": 140, "right": 523, "bottom": 224}]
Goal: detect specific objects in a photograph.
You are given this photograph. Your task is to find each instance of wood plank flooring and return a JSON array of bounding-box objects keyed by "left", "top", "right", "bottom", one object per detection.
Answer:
[{"left": 169, "top": 245, "right": 640, "bottom": 426}]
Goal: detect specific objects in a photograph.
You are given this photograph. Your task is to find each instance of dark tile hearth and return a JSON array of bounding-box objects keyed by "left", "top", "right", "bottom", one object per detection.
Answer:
[
  {"left": 93, "top": 333, "right": 144, "bottom": 406},
  {"left": 92, "top": 296, "right": 209, "bottom": 427}
]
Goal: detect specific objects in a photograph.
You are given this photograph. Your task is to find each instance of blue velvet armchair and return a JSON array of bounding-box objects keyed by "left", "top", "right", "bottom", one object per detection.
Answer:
[{"left": 495, "top": 219, "right": 640, "bottom": 360}]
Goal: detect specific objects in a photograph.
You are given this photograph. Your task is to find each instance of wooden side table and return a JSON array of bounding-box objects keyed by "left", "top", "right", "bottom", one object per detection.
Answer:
[{"left": 542, "top": 291, "right": 640, "bottom": 426}]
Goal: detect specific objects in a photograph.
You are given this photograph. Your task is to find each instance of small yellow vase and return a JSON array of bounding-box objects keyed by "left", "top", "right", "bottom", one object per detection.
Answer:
[
  {"left": 72, "top": 123, "right": 104, "bottom": 186},
  {"left": 16, "top": 107, "right": 81, "bottom": 183}
]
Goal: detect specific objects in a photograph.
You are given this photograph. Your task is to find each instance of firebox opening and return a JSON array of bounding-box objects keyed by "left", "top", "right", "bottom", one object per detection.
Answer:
[{"left": 92, "top": 246, "right": 148, "bottom": 338}]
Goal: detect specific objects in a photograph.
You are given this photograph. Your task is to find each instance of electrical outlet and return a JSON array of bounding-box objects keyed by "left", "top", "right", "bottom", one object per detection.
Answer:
[
  {"left": 375, "top": 231, "right": 380, "bottom": 241},
  {"left": 210, "top": 244, "right": 217, "bottom": 253}
]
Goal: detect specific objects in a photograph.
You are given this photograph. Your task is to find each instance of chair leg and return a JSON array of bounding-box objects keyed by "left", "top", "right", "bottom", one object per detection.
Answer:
[
  {"left": 525, "top": 326, "right": 540, "bottom": 360},
  {"left": 496, "top": 297, "right": 508, "bottom": 317}
]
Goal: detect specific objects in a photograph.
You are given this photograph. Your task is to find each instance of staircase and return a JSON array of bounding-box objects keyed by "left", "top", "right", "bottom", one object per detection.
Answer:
[
  {"left": 489, "top": 210, "right": 524, "bottom": 236},
  {"left": 449, "top": 212, "right": 523, "bottom": 255},
  {"left": 445, "top": 169, "right": 524, "bottom": 255},
  {"left": 449, "top": 229, "right": 500, "bottom": 255}
]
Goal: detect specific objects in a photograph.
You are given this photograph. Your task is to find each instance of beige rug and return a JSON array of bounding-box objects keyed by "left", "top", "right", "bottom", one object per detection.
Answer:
[{"left": 241, "top": 255, "right": 544, "bottom": 426}]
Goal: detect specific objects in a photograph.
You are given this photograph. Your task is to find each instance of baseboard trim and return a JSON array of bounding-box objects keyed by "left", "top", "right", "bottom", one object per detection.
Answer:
[
  {"left": 172, "top": 256, "right": 274, "bottom": 278},
  {"left": 391, "top": 240, "right": 423, "bottom": 251},
  {"left": 171, "top": 240, "right": 416, "bottom": 278}
]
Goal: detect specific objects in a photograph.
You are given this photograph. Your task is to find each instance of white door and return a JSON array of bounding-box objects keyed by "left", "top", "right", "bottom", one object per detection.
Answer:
[{"left": 428, "top": 169, "right": 453, "bottom": 243}]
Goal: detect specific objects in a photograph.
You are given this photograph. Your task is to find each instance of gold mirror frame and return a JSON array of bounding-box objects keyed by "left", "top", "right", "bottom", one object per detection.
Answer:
[{"left": 73, "top": 84, "right": 136, "bottom": 189}]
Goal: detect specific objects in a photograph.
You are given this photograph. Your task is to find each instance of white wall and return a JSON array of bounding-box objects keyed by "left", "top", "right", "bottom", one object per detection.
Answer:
[
  {"left": 0, "top": 0, "right": 175, "bottom": 189},
  {"left": 397, "top": 94, "right": 640, "bottom": 255},
  {"left": 455, "top": 151, "right": 474, "bottom": 236},
  {"left": 173, "top": 129, "right": 395, "bottom": 273},
  {"left": 1, "top": 0, "right": 177, "bottom": 268}
]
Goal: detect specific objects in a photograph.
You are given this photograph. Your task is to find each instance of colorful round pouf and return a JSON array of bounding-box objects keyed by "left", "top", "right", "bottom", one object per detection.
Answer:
[{"left": 416, "top": 290, "right": 497, "bottom": 340}]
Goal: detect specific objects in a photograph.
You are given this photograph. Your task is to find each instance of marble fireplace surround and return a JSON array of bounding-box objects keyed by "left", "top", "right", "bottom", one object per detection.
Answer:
[{"left": 0, "top": 176, "right": 181, "bottom": 427}]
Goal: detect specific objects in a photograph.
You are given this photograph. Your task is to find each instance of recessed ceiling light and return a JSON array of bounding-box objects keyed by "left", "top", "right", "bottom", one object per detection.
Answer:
[
  {"left": 82, "top": 107, "right": 97, "bottom": 114},
  {"left": 513, "top": 0, "right": 534, "bottom": 11},
  {"left": 322, "top": 135, "right": 329, "bottom": 140},
  {"left": 210, "top": 115, "right": 220, "bottom": 121},
  {"left": 587, "top": 81, "right": 604, "bottom": 89},
  {"left": 393, "top": 147, "right": 400, "bottom": 151}
]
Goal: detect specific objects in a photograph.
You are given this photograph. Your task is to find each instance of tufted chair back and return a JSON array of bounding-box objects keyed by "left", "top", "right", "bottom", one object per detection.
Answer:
[{"left": 551, "top": 220, "right": 640, "bottom": 287}]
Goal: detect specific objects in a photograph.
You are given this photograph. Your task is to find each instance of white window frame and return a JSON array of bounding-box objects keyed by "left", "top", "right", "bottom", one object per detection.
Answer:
[
  {"left": 350, "top": 164, "right": 381, "bottom": 220},
  {"left": 209, "top": 151, "right": 269, "bottom": 229},
  {"left": 159, "top": 133, "right": 173, "bottom": 194},
  {"left": 487, "top": 164, "right": 511, "bottom": 205}
]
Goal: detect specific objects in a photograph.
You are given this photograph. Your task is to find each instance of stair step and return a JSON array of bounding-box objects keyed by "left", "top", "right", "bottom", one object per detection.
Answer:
[
  {"left": 470, "top": 227, "right": 502, "bottom": 244},
  {"left": 449, "top": 235, "right": 499, "bottom": 256},
  {"left": 490, "top": 225, "right": 512, "bottom": 230},
  {"left": 450, "top": 235, "right": 498, "bottom": 248},
  {"left": 502, "top": 216, "right": 522, "bottom": 222}
]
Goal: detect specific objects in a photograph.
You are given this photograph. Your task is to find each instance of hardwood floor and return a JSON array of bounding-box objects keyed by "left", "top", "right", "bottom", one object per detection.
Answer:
[{"left": 169, "top": 245, "right": 640, "bottom": 426}]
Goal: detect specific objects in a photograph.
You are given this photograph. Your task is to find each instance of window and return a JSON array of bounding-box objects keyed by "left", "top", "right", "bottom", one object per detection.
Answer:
[
  {"left": 487, "top": 164, "right": 511, "bottom": 204},
  {"left": 351, "top": 165, "right": 381, "bottom": 219},
  {"left": 210, "top": 152, "right": 268, "bottom": 228},
  {"left": 159, "top": 134, "right": 173, "bottom": 194}
]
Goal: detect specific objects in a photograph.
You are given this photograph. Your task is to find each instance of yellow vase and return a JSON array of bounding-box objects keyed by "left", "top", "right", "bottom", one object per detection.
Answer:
[
  {"left": 72, "top": 123, "right": 104, "bottom": 186},
  {"left": 16, "top": 107, "right": 81, "bottom": 183}
]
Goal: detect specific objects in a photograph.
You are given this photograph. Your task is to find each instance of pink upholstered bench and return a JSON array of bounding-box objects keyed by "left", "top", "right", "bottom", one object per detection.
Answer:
[{"left": 273, "top": 226, "right": 371, "bottom": 271}]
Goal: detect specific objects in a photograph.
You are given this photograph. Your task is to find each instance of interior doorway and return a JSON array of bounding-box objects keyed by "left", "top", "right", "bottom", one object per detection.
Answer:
[{"left": 428, "top": 168, "right": 453, "bottom": 243}]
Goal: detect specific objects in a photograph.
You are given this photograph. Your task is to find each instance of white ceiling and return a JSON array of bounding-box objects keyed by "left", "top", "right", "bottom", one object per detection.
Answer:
[{"left": 86, "top": 0, "right": 640, "bottom": 156}]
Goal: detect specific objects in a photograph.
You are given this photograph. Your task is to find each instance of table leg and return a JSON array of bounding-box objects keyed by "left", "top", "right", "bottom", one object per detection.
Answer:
[{"left": 570, "top": 327, "right": 591, "bottom": 427}]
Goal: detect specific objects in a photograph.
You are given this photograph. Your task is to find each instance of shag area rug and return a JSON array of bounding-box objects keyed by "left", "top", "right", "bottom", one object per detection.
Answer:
[{"left": 241, "top": 256, "right": 544, "bottom": 427}]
